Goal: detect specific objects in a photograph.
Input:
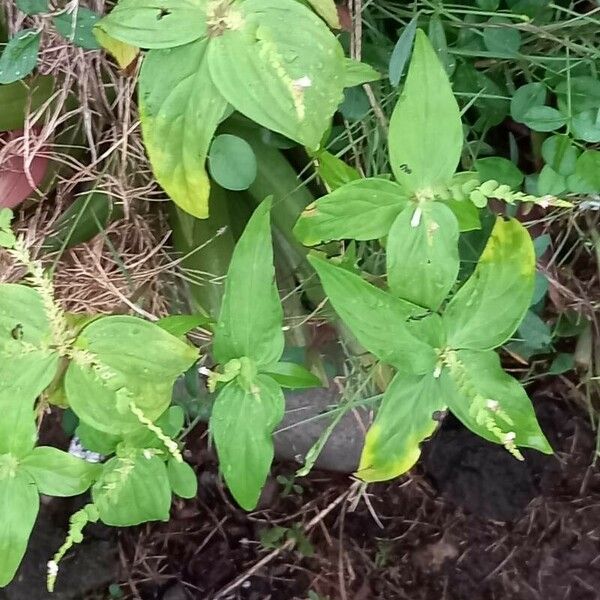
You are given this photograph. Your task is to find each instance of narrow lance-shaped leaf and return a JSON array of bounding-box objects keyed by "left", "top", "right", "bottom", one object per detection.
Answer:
[
  {"left": 389, "top": 29, "right": 462, "bottom": 193},
  {"left": 0, "top": 469, "right": 39, "bottom": 587},
  {"left": 207, "top": 0, "right": 345, "bottom": 149},
  {"left": 308, "top": 255, "right": 438, "bottom": 374},
  {"left": 213, "top": 198, "right": 284, "bottom": 368},
  {"left": 94, "top": 0, "right": 207, "bottom": 49},
  {"left": 306, "top": 0, "right": 340, "bottom": 28},
  {"left": 443, "top": 217, "right": 535, "bottom": 350},
  {"left": 139, "top": 38, "right": 229, "bottom": 218},
  {"left": 386, "top": 201, "right": 459, "bottom": 310},
  {"left": 442, "top": 349, "right": 552, "bottom": 455},
  {"left": 294, "top": 178, "right": 408, "bottom": 246},
  {"left": 211, "top": 375, "right": 284, "bottom": 510},
  {"left": 21, "top": 447, "right": 101, "bottom": 497},
  {"left": 357, "top": 372, "right": 445, "bottom": 482}
]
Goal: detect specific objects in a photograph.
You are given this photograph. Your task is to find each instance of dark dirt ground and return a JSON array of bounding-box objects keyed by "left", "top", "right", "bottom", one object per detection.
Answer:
[
  {"left": 4, "top": 380, "right": 599, "bottom": 600},
  {"left": 113, "top": 386, "right": 600, "bottom": 600}
]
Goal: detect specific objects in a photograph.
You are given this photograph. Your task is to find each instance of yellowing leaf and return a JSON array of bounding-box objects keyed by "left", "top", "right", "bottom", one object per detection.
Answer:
[
  {"left": 357, "top": 373, "right": 444, "bottom": 482},
  {"left": 307, "top": 0, "right": 340, "bottom": 29},
  {"left": 207, "top": 0, "right": 345, "bottom": 149},
  {"left": 94, "top": 28, "right": 138, "bottom": 69},
  {"left": 443, "top": 218, "right": 535, "bottom": 350},
  {"left": 139, "top": 38, "right": 228, "bottom": 218}
]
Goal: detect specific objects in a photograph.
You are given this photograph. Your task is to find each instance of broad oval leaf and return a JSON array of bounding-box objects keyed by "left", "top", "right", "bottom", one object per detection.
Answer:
[
  {"left": 0, "top": 29, "right": 41, "bottom": 85},
  {"left": 168, "top": 459, "right": 198, "bottom": 499},
  {"left": 65, "top": 316, "right": 198, "bottom": 434},
  {"left": 294, "top": 178, "right": 408, "bottom": 246},
  {"left": 0, "top": 283, "right": 50, "bottom": 345},
  {"left": 139, "top": 38, "right": 228, "bottom": 218},
  {"left": 309, "top": 255, "right": 437, "bottom": 374},
  {"left": 343, "top": 58, "right": 380, "bottom": 88},
  {"left": 208, "top": 134, "right": 257, "bottom": 191},
  {"left": 207, "top": 0, "right": 345, "bottom": 149},
  {"left": 0, "top": 350, "right": 59, "bottom": 457},
  {"left": 95, "top": 0, "right": 207, "bottom": 49},
  {"left": 213, "top": 199, "right": 284, "bottom": 367},
  {"left": 386, "top": 201, "right": 459, "bottom": 310},
  {"left": 21, "top": 446, "right": 100, "bottom": 497},
  {"left": 0, "top": 470, "right": 39, "bottom": 587},
  {"left": 357, "top": 372, "right": 445, "bottom": 482},
  {"left": 211, "top": 375, "right": 284, "bottom": 510},
  {"left": 53, "top": 7, "right": 101, "bottom": 50},
  {"left": 389, "top": 29, "right": 462, "bottom": 193},
  {"left": 443, "top": 217, "right": 535, "bottom": 350},
  {"left": 93, "top": 452, "right": 171, "bottom": 526},
  {"left": 443, "top": 349, "right": 552, "bottom": 454}
]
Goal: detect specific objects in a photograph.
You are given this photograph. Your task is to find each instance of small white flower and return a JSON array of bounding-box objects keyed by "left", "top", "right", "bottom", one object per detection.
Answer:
[
  {"left": 198, "top": 366, "right": 212, "bottom": 376},
  {"left": 47, "top": 560, "right": 59, "bottom": 577},
  {"left": 538, "top": 196, "right": 551, "bottom": 209},
  {"left": 143, "top": 449, "right": 154, "bottom": 460},
  {"left": 293, "top": 75, "right": 312, "bottom": 89},
  {"left": 504, "top": 431, "right": 516, "bottom": 442},
  {"left": 433, "top": 364, "right": 442, "bottom": 379}
]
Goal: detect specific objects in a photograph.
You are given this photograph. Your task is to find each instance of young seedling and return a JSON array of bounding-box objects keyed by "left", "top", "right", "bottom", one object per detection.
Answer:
[
  {"left": 308, "top": 216, "right": 553, "bottom": 482},
  {"left": 207, "top": 198, "right": 320, "bottom": 510},
  {"left": 295, "top": 29, "right": 568, "bottom": 311},
  {"left": 0, "top": 209, "right": 199, "bottom": 588}
]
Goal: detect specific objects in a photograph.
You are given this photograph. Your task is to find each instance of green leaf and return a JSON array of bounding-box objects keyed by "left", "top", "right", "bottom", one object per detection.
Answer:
[
  {"left": 53, "top": 8, "right": 101, "bottom": 50},
  {"left": 211, "top": 375, "right": 284, "bottom": 510},
  {"left": 571, "top": 109, "right": 600, "bottom": 143},
  {"left": 0, "top": 469, "right": 39, "bottom": 587},
  {"left": 16, "top": 0, "right": 48, "bottom": 14},
  {"left": 389, "top": 29, "right": 462, "bottom": 193},
  {"left": 308, "top": 255, "right": 437, "bottom": 373},
  {"left": 156, "top": 314, "right": 211, "bottom": 337},
  {"left": 208, "top": 134, "right": 257, "bottom": 191},
  {"left": 482, "top": 18, "right": 521, "bottom": 57},
  {"left": 313, "top": 150, "right": 361, "bottom": 191},
  {"left": 444, "top": 199, "right": 481, "bottom": 232},
  {"left": 43, "top": 192, "right": 121, "bottom": 252},
  {"left": 555, "top": 76, "right": 600, "bottom": 114},
  {"left": 306, "top": 0, "right": 340, "bottom": 28},
  {"left": 94, "top": 0, "right": 207, "bottom": 49},
  {"left": 443, "top": 218, "right": 535, "bottom": 350},
  {"left": 386, "top": 202, "right": 459, "bottom": 310},
  {"left": 263, "top": 362, "right": 322, "bottom": 389},
  {"left": 76, "top": 422, "right": 120, "bottom": 456},
  {"left": 541, "top": 134, "right": 578, "bottom": 176},
  {"left": 428, "top": 15, "right": 455, "bottom": 76},
  {"left": 139, "top": 38, "right": 228, "bottom": 219},
  {"left": 537, "top": 165, "right": 567, "bottom": 195},
  {"left": 93, "top": 452, "right": 171, "bottom": 526},
  {"left": 357, "top": 372, "right": 444, "bottom": 482},
  {"left": 388, "top": 15, "right": 417, "bottom": 87},
  {"left": 167, "top": 459, "right": 197, "bottom": 499},
  {"left": 65, "top": 315, "right": 198, "bottom": 434},
  {"left": 293, "top": 178, "right": 407, "bottom": 246},
  {"left": 522, "top": 106, "right": 566, "bottom": 132},
  {"left": 443, "top": 349, "right": 551, "bottom": 454},
  {"left": 207, "top": 0, "right": 345, "bottom": 149},
  {"left": 213, "top": 199, "right": 284, "bottom": 368},
  {"left": 569, "top": 150, "right": 600, "bottom": 193},
  {"left": 21, "top": 446, "right": 100, "bottom": 497},
  {"left": 343, "top": 58, "right": 380, "bottom": 88},
  {"left": 548, "top": 352, "right": 574, "bottom": 374},
  {"left": 0, "top": 350, "right": 59, "bottom": 457},
  {"left": 0, "top": 75, "right": 54, "bottom": 132},
  {"left": 510, "top": 82, "right": 546, "bottom": 123},
  {"left": 0, "top": 29, "right": 40, "bottom": 84},
  {"left": 475, "top": 157, "right": 524, "bottom": 189},
  {"left": 0, "top": 283, "right": 51, "bottom": 345}
]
